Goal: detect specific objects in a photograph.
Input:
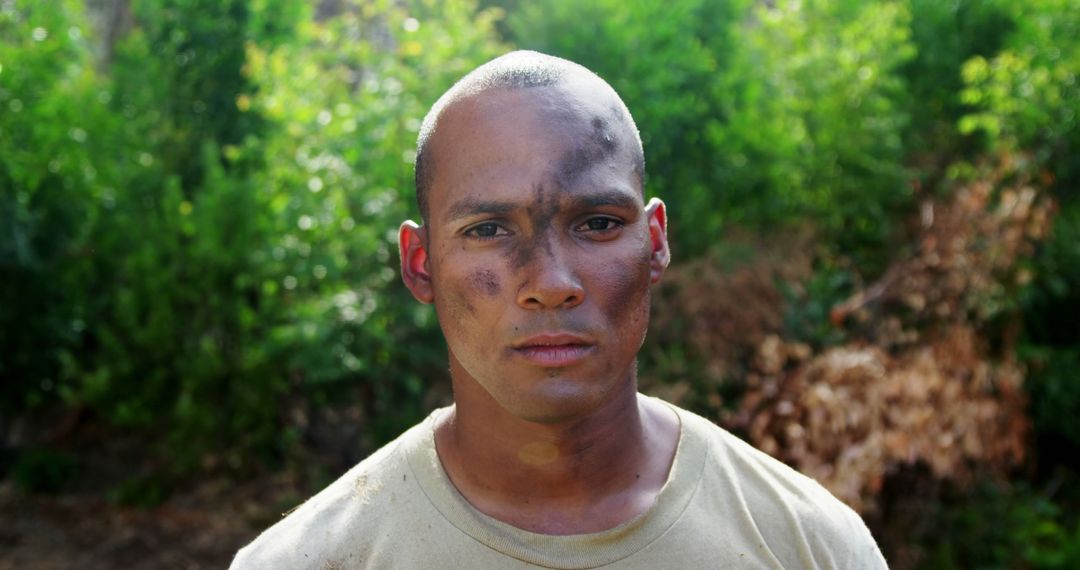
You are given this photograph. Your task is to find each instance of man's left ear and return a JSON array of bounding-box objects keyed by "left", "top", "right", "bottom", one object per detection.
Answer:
[{"left": 645, "top": 198, "right": 671, "bottom": 283}]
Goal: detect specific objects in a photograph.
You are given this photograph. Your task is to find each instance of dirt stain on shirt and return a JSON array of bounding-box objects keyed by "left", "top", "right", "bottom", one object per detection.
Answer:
[{"left": 353, "top": 473, "right": 383, "bottom": 505}]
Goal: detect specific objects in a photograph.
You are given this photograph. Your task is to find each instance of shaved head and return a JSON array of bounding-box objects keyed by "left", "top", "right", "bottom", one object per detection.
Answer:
[{"left": 414, "top": 50, "right": 645, "bottom": 222}]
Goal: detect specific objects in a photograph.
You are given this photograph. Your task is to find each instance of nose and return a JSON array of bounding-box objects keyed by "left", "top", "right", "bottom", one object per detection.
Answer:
[{"left": 516, "top": 246, "right": 585, "bottom": 310}]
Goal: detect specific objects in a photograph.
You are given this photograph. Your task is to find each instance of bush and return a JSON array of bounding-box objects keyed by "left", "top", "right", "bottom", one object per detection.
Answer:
[
  {"left": 923, "top": 481, "right": 1080, "bottom": 569},
  {"left": 959, "top": 0, "right": 1080, "bottom": 456},
  {"left": 242, "top": 0, "right": 504, "bottom": 446},
  {"left": 1, "top": 0, "right": 503, "bottom": 472},
  {"left": 0, "top": 0, "right": 113, "bottom": 416},
  {"left": 50, "top": 0, "right": 302, "bottom": 470},
  {"left": 11, "top": 447, "right": 79, "bottom": 494},
  {"left": 901, "top": 0, "right": 1016, "bottom": 159}
]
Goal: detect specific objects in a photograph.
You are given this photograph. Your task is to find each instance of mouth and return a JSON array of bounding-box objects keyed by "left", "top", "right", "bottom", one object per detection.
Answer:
[{"left": 511, "top": 333, "right": 596, "bottom": 367}]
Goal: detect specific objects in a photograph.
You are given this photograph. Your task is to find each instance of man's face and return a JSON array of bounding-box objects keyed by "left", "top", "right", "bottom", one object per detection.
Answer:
[{"left": 407, "top": 81, "right": 668, "bottom": 423}]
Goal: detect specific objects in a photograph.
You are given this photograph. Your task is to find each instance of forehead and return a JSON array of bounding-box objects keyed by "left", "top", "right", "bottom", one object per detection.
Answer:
[{"left": 425, "top": 84, "right": 641, "bottom": 222}]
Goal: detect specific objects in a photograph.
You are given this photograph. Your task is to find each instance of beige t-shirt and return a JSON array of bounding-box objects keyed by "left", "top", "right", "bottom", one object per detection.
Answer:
[{"left": 232, "top": 398, "right": 887, "bottom": 568}]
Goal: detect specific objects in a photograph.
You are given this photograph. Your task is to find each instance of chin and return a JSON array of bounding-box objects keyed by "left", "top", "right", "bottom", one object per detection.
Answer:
[{"left": 498, "top": 376, "right": 620, "bottom": 424}]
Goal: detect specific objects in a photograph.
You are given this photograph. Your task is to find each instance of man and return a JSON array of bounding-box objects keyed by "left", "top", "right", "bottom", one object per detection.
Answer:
[{"left": 232, "top": 51, "right": 887, "bottom": 568}]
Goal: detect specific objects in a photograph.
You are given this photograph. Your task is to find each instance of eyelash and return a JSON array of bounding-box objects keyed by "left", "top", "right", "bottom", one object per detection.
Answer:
[
  {"left": 463, "top": 222, "right": 507, "bottom": 240},
  {"left": 576, "top": 216, "right": 623, "bottom": 233}
]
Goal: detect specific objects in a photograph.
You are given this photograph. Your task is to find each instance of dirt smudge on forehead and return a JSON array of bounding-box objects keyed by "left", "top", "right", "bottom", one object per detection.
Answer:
[{"left": 556, "top": 114, "right": 620, "bottom": 190}]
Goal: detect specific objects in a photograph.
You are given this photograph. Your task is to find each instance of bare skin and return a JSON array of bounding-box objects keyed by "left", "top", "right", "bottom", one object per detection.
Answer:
[
  {"left": 399, "top": 73, "right": 677, "bottom": 535},
  {"left": 437, "top": 376, "right": 679, "bottom": 534}
]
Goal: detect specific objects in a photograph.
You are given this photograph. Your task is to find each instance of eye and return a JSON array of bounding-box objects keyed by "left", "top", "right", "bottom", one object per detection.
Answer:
[
  {"left": 464, "top": 222, "right": 509, "bottom": 240},
  {"left": 586, "top": 217, "right": 616, "bottom": 231},
  {"left": 576, "top": 216, "right": 623, "bottom": 233}
]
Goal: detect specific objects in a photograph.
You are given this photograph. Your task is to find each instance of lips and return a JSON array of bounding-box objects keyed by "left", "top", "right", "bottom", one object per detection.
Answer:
[{"left": 511, "top": 333, "right": 596, "bottom": 367}]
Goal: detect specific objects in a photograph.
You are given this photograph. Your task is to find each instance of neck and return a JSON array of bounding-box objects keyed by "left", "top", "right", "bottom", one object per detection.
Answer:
[{"left": 434, "top": 359, "right": 679, "bottom": 534}]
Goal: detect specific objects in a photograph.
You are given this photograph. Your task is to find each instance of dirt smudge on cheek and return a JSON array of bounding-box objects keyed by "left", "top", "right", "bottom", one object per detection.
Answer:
[{"left": 467, "top": 269, "right": 501, "bottom": 297}]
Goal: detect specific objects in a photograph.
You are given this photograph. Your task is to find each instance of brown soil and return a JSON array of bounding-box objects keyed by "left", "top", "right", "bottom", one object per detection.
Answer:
[{"left": 0, "top": 474, "right": 302, "bottom": 570}]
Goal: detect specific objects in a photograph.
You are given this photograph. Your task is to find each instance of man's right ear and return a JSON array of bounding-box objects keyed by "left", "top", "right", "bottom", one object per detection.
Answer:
[{"left": 398, "top": 221, "right": 434, "bottom": 304}]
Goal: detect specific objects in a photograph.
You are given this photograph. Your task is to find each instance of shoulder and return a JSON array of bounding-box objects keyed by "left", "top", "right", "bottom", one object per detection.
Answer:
[
  {"left": 230, "top": 420, "right": 431, "bottom": 569},
  {"left": 675, "top": 405, "right": 888, "bottom": 568}
]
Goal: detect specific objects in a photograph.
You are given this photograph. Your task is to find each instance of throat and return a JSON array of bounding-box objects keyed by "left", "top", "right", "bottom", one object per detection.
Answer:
[{"left": 433, "top": 393, "right": 680, "bottom": 534}]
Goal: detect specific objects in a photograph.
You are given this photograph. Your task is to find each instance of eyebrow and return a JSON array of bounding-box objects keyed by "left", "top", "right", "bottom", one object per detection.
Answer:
[
  {"left": 443, "top": 198, "right": 518, "bottom": 224},
  {"left": 568, "top": 189, "right": 640, "bottom": 210},
  {"left": 442, "top": 189, "right": 640, "bottom": 224}
]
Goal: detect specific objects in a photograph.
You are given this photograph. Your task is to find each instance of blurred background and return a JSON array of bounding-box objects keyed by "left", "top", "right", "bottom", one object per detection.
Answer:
[{"left": 1, "top": 0, "right": 1078, "bottom": 567}]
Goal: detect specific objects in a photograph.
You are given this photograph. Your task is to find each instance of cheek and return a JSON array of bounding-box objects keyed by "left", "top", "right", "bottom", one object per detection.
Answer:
[
  {"left": 432, "top": 262, "right": 477, "bottom": 332},
  {"left": 444, "top": 267, "right": 501, "bottom": 318},
  {"left": 437, "top": 286, "right": 476, "bottom": 333},
  {"left": 467, "top": 268, "right": 501, "bottom": 297},
  {"left": 593, "top": 243, "right": 653, "bottom": 329},
  {"left": 433, "top": 263, "right": 504, "bottom": 344}
]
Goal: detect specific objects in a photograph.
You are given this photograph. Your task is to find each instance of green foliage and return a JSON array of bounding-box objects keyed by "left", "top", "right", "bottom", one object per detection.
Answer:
[
  {"left": 109, "top": 475, "right": 170, "bottom": 507},
  {"left": 242, "top": 0, "right": 504, "bottom": 444},
  {"left": 958, "top": 0, "right": 1080, "bottom": 453},
  {"left": 725, "top": 0, "right": 915, "bottom": 270},
  {"left": 923, "top": 481, "right": 1080, "bottom": 569},
  {"left": 902, "top": 0, "right": 1015, "bottom": 157},
  {"left": 11, "top": 447, "right": 79, "bottom": 494},
  {"left": 959, "top": 0, "right": 1080, "bottom": 185},
  {"left": 1021, "top": 203, "right": 1080, "bottom": 450},
  {"left": 0, "top": 0, "right": 109, "bottom": 414},
  {"left": 1, "top": 0, "right": 503, "bottom": 471},
  {"left": 49, "top": 0, "right": 305, "bottom": 468},
  {"left": 122, "top": 0, "right": 268, "bottom": 186},
  {"left": 782, "top": 266, "right": 854, "bottom": 348},
  {"left": 1023, "top": 345, "right": 1080, "bottom": 449}
]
